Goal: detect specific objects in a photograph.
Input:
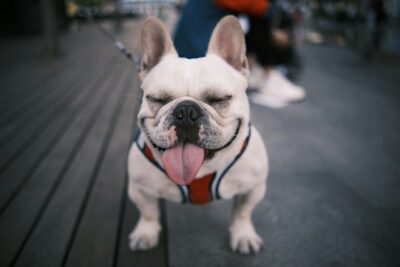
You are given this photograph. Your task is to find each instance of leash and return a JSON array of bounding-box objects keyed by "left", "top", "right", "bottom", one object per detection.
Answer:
[{"left": 75, "top": 3, "right": 141, "bottom": 71}]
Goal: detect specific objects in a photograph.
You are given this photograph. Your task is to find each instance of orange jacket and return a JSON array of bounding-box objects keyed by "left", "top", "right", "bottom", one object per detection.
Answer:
[{"left": 214, "top": 0, "right": 271, "bottom": 17}]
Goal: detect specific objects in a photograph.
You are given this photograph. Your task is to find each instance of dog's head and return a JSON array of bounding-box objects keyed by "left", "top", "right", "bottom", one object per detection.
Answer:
[{"left": 137, "top": 16, "right": 250, "bottom": 185}]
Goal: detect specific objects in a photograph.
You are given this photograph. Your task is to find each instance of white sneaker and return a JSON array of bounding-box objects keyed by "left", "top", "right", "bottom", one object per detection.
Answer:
[
  {"left": 250, "top": 70, "right": 306, "bottom": 108},
  {"left": 247, "top": 65, "right": 264, "bottom": 91},
  {"left": 250, "top": 93, "right": 289, "bottom": 109}
]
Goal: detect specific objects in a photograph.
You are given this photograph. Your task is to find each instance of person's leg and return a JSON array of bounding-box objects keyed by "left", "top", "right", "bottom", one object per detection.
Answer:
[
  {"left": 245, "top": 17, "right": 275, "bottom": 90},
  {"left": 246, "top": 16, "right": 306, "bottom": 107},
  {"left": 246, "top": 16, "right": 275, "bottom": 68}
]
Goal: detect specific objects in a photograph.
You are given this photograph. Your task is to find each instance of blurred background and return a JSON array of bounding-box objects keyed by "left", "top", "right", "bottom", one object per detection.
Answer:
[
  {"left": 0, "top": 1, "right": 399, "bottom": 267},
  {"left": 1, "top": 0, "right": 399, "bottom": 56}
]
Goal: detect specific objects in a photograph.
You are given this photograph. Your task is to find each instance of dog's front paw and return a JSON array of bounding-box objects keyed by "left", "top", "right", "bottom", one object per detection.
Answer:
[
  {"left": 230, "top": 222, "right": 263, "bottom": 254},
  {"left": 129, "top": 219, "right": 161, "bottom": 251}
]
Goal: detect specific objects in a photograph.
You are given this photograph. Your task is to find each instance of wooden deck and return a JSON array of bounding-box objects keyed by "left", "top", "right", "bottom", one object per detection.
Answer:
[
  {"left": 1, "top": 17, "right": 400, "bottom": 267},
  {"left": 0, "top": 21, "right": 167, "bottom": 267}
]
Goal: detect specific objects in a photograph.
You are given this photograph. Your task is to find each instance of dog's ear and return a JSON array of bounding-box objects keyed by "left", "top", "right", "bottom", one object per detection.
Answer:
[
  {"left": 207, "top": 16, "right": 249, "bottom": 76},
  {"left": 140, "top": 17, "right": 177, "bottom": 79}
]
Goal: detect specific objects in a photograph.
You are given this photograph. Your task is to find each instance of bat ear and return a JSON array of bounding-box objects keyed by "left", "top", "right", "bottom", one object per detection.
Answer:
[
  {"left": 207, "top": 16, "right": 248, "bottom": 76},
  {"left": 140, "top": 17, "right": 177, "bottom": 79}
]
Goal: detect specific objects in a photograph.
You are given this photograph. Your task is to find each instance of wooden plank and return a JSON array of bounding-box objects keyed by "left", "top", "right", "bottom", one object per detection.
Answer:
[
  {"left": 0, "top": 67, "right": 39, "bottom": 99},
  {"left": 0, "top": 62, "right": 106, "bottom": 212},
  {"left": 0, "top": 54, "right": 77, "bottom": 101},
  {"left": 0, "top": 25, "right": 101, "bottom": 101},
  {"left": 0, "top": 37, "right": 109, "bottom": 211},
  {"left": 0, "top": 21, "right": 169, "bottom": 267},
  {"left": 0, "top": 53, "right": 85, "bottom": 127},
  {"left": 0, "top": 64, "right": 117, "bottom": 267},
  {"left": 63, "top": 70, "right": 138, "bottom": 267},
  {"left": 0, "top": 61, "right": 95, "bottom": 173},
  {"left": 0, "top": 60, "right": 88, "bottom": 146},
  {"left": 0, "top": 60, "right": 56, "bottom": 100},
  {"left": 0, "top": 52, "right": 84, "bottom": 122},
  {"left": 0, "top": 25, "right": 109, "bottom": 121},
  {"left": 12, "top": 63, "right": 129, "bottom": 267},
  {"left": 0, "top": 63, "right": 90, "bottom": 175}
]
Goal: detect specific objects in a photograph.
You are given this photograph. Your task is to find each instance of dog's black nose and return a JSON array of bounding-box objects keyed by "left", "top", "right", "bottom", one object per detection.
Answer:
[{"left": 173, "top": 101, "right": 202, "bottom": 128}]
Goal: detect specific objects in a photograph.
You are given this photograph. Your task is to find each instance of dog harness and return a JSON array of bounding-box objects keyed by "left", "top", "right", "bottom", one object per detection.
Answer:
[{"left": 135, "top": 125, "right": 251, "bottom": 205}]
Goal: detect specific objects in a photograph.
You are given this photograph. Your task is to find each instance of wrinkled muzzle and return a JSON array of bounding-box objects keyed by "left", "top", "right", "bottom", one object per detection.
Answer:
[{"left": 161, "top": 100, "right": 207, "bottom": 186}]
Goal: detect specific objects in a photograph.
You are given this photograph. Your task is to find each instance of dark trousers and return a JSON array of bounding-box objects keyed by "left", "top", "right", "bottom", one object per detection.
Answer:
[{"left": 245, "top": 16, "right": 295, "bottom": 67}]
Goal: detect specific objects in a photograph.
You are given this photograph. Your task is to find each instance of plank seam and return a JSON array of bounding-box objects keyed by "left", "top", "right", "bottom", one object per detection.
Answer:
[
  {"left": 61, "top": 66, "right": 130, "bottom": 267},
  {"left": 8, "top": 65, "right": 119, "bottom": 267},
  {"left": 0, "top": 57, "right": 105, "bottom": 174},
  {"left": 0, "top": 66, "right": 108, "bottom": 215}
]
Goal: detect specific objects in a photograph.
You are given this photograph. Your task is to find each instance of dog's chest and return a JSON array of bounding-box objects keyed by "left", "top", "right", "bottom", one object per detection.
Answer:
[{"left": 134, "top": 128, "right": 252, "bottom": 204}]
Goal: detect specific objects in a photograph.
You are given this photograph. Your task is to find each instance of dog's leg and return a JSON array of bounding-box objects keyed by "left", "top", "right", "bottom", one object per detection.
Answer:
[
  {"left": 230, "top": 183, "right": 266, "bottom": 254},
  {"left": 128, "top": 186, "right": 161, "bottom": 251}
]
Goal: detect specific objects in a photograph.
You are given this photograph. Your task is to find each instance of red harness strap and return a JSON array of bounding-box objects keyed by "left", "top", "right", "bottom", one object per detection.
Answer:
[
  {"left": 135, "top": 125, "right": 251, "bottom": 205},
  {"left": 141, "top": 142, "right": 215, "bottom": 204},
  {"left": 187, "top": 173, "right": 215, "bottom": 204},
  {"left": 144, "top": 144, "right": 154, "bottom": 160}
]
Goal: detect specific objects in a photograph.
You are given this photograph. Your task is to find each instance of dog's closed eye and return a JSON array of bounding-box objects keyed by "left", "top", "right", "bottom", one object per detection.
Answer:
[
  {"left": 205, "top": 95, "right": 232, "bottom": 106},
  {"left": 146, "top": 95, "right": 172, "bottom": 106}
]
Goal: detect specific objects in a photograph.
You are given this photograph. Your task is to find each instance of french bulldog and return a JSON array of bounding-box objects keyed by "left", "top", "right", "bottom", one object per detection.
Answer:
[{"left": 127, "top": 15, "right": 268, "bottom": 254}]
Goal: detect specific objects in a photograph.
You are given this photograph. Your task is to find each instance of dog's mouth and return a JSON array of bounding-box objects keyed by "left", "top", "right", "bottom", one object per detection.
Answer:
[
  {"left": 160, "top": 141, "right": 205, "bottom": 185},
  {"left": 147, "top": 120, "right": 241, "bottom": 185}
]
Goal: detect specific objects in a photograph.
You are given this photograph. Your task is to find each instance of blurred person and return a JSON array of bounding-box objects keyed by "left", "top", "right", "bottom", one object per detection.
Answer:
[
  {"left": 364, "top": 0, "right": 387, "bottom": 60},
  {"left": 245, "top": 3, "right": 305, "bottom": 108},
  {"left": 173, "top": 0, "right": 306, "bottom": 109},
  {"left": 346, "top": 2, "right": 357, "bottom": 20}
]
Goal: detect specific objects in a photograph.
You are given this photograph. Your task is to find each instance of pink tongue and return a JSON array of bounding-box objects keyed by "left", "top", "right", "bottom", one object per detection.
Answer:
[{"left": 162, "top": 143, "right": 205, "bottom": 185}]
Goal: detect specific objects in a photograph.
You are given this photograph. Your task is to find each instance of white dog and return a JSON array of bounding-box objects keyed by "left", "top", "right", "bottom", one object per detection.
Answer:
[{"left": 127, "top": 16, "right": 268, "bottom": 254}]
